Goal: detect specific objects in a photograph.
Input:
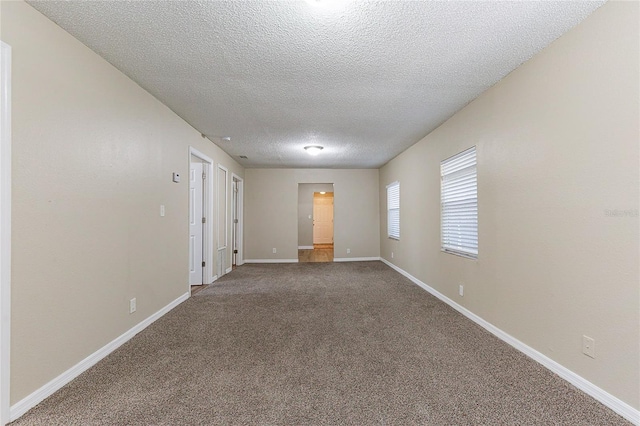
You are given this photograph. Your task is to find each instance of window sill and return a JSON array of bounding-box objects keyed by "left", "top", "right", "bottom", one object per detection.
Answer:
[{"left": 441, "top": 248, "right": 477, "bottom": 260}]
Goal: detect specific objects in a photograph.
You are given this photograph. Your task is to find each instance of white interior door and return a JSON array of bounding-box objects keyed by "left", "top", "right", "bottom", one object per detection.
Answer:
[
  {"left": 313, "top": 193, "right": 334, "bottom": 244},
  {"left": 217, "top": 165, "right": 228, "bottom": 277},
  {"left": 189, "top": 162, "right": 204, "bottom": 285},
  {"left": 232, "top": 180, "right": 237, "bottom": 266}
]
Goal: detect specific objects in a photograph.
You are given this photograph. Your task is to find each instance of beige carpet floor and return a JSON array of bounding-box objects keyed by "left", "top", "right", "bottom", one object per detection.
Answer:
[{"left": 12, "top": 262, "right": 630, "bottom": 425}]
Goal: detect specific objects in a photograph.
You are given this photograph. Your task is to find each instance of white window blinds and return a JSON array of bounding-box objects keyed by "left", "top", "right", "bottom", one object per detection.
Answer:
[
  {"left": 441, "top": 147, "right": 477, "bottom": 258},
  {"left": 387, "top": 181, "right": 400, "bottom": 240}
]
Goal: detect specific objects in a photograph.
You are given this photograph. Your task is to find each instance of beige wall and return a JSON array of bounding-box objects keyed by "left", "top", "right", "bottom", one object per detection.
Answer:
[
  {"left": 3, "top": 0, "right": 637, "bottom": 415},
  {"left": 298, "top": 183, "right": 334, "bottom": 247},
  {"left": 1, "top": 1, "right": 243, "bottom": 404},
  {"left": 380, "top": 1, "right": 639, "bottom": 409},
  {"left": 246, "top": 169, "right": 379, "bottom": 261}
]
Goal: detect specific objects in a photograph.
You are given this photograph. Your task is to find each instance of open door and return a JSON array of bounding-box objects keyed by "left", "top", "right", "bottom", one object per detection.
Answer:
[
  {"left": 313, "top": 192, "right": 334, "bottom": 245},
  {"left": 188, "top": 148, "right": 214, "bottom": 291},
  {"left": 189, "top": 157, "right": 205, "bottom": 285}
]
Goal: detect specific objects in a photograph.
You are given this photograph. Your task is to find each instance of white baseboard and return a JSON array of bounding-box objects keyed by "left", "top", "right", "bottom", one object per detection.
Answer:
[
  {"left": 9, "top": 292, "right": 190, "bottom": 422},
  {"left": 333, "top": 257, "right": 381, "bottom": 262},
  {"left": 244, "top": 259, "right": 299, "bottom": 264},
  {"left": 225, "top": 266, "right": 232, "bottom": 274},
  {"left": 298, "top": 246, "right": 313, "bottom": 250},
  {"left": 379, "top": 258, "right": 640, "bottom": 425}
]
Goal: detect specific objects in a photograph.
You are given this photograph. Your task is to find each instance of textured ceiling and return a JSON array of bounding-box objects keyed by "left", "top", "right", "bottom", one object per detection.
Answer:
[{"left": 28, "top": 0, "right": 605, "bottom": 168}]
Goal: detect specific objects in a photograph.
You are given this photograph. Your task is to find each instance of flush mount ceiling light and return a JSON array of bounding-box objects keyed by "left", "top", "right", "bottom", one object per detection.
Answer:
[
  {"left": 304, "top": 145, "right": 324, "bottom": 156},
  {"left": 304, "top": 0, "right": 347, "bottom": 11}
]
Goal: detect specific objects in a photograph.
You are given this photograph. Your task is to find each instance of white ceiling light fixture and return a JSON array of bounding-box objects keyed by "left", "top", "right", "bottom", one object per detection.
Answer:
[
  {"left": 304, "top": 145, "right": 324, "bottom": 156},
  {"left": 304, "top": 0, "right": 347, "bottom": 11}
]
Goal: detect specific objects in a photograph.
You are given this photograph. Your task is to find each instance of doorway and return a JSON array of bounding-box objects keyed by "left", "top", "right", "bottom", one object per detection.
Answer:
[
  {"left": 188, "top": 148, "right": 214, "bottom": 294},
  {"left": 297, "top": 183, "right": 334, "bottom": 263},
  {"left": 231, "top": 174, "right": 244, "bottom": 268}
]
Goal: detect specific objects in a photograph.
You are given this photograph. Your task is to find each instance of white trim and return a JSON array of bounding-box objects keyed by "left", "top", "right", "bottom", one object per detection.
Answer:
[
  {"left": 189, "top": 147, "right": 215, "bottom": 286},
  {"left": 216, "top": 164, "right": 228, "bottom": 252},
  {"left": 0, "top": 41, "right": 11, "bottom": 426},
  {"left": 333, "top": 257, "right": 381, "bottom": 262},
  {"left": 205, "top": 161, "right": 215, "bottom": 283},
  {"left": 379, "top": 258, "right": 640, "bottom": 425},
  {"left": 225, "top": 266, "right": 232, "bottom": 274},
  {"left": 244, "top": 259, "right": 299, "bottom": 264},
  {"left": 9, "top": 292, "right": 189, "bottom": 422},
  {"left": 298, "top": 246, "right": 314, "bottom": 250}
]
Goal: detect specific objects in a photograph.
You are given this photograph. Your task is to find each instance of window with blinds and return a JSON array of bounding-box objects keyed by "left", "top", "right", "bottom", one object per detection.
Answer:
[
  {"left": 441, "top": 147, "right": 477, "bottom": 258},
  {"left": 387, "top": 181, "right": 400, "bottom": 240}
]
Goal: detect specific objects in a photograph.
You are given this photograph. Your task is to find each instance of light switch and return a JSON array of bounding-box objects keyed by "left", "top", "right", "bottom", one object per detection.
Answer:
[
  {"left": 582, "top": 335, "right": 595, "bottom": 358},
  {"left": 308, "top": 214, "right": 312, "bottom": 219},
  {"left": 160, "top": 205, "right": 165, "bottom": 217}
]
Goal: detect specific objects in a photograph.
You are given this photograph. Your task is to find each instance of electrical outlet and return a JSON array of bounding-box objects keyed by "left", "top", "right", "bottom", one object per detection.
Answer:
[
  {"left": 391, "top": 252, "right": 394, "bottom": 259},
  {"left": 582, "top": 335, "right": 595, "bottom": 358},
  {"left": 129, "top": 298, "right": 136, "bottom": 314},
  {"left": 459, "top": 285, "right": 464, "bottom": 296},
  {"left": 347, "top": 248, "right": 351, "bottom": 254},
  {"left": 272, "top": 248, "right": 277, "bottom": 254}
]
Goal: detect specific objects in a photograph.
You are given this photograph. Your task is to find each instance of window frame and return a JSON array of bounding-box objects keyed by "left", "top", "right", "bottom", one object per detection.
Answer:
[
  {"left": 386, "top": 181, "right": 400, "bottom": 240},
  {"left": 440, "top": 147, "right": 478, "bottom": 259}
]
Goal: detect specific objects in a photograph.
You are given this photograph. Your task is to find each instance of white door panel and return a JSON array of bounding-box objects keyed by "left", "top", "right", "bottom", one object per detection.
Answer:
[
  {"left": 313, "top": 194, "right": 333, "bottom": 244},
  {"left": 189, "top": 162, "right": 204, "bottom": 285}
]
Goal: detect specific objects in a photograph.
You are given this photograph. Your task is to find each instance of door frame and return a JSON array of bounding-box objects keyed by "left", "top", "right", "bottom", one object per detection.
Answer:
[
  {"left": 216, "top": 164, "right": 228, "bottom": 253},
  {"left": 0, "top": 41, "right": 11, "bottom": 426},
  {"left": 231, "top": 173, "right": 244, "bottom": 266},
  {"left": 188, "top": 147, "right": 215, "bottom": 293},
  {"left": 216, "top": 164, "right": 228, "bottom": 277}
]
